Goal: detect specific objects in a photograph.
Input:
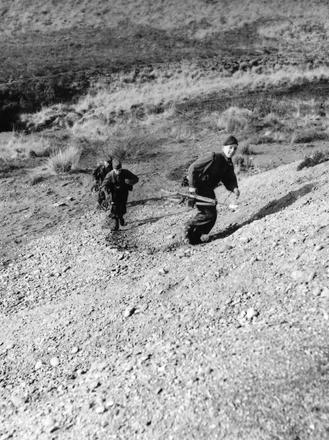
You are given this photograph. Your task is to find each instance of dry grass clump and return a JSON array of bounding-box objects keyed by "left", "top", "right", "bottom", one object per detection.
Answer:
[
  {"left": 217, "top": 107, "right": 253, "bottom": 133},
  {"left": 0, "top": 133, "right": 52, "bottom": 161},
  {"left": 297, "top": 150, "right": 329, "bottom": 170},
  {"left": 108, "top": 127, "right": 164, "bottom": 162},
  {"left": 291, "top": 129, "right": 329, "bottom": 144},
  {"left": 240, "top": 144, "right": 256, "bottom": 155},
  {"left": 70, "top": 119, "right": 113, "bottom": 141},
  {"left": 29, "top": 170, "right": 52, "bottom": 185},
  {"left": 46, "top": 145, "right": 81, "bottom": 174},
  {"left": 72, "top": 67, "right": 329, "bottom": 126},
  {"left": 234, "top": 154, "right": 254, "bottom": 173}
]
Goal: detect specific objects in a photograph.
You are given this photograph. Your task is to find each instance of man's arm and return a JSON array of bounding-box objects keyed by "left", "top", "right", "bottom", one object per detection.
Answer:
[
  {"left": 101, "top": 172, "right": 113, "bottom": 197},
  {"left": 124, "top": 170, "right": 139, "bottom": 186},
  {"left": 221, "top": 168, "right": 240, "bottom": 199}
]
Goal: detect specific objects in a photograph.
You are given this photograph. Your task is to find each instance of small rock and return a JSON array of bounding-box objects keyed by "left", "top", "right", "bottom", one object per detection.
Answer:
[
  {"left": 246, "top": 308, "right": 258, "bottom": 320},
  {"left": 158, "top": 267, "right": 169, "bottom": 275},
  {"left": 50, "top": 357, "right": 60, "bottom": 368},
  {"left": 314, "top": 244, "right": 324, "bottom": 251},
  {"left": 123, "top": 307, "right": 136, "bottom": 318},
  {"left": 44, "top": 416, "right": 59, "bottom": 433},
  {"left": 105, "top": 399, "right": 114, "bottom": 408},
  {"left": 95, "top": 405, "right": 106, "bottom": 414},
  {"left": 11, "top": 394, "right": 25, "bottom": 408},
  {"left": 35, "top": 360, "right": 43, "bottom": 370},
  {"left": 321, "top": 287, "right": 329, "bottom": 298},
  {"left": 71, "top": 346, "right": 79, "bottom": 354},
  {"left": 240, "top": 236, "right": 251, "bottom": 244},
  {"left": 307, "top": 271, "right": 316, "bottom": 282},
  {"left": 312, "top": 286, "right": 322, "bottom": 296},
  {"left": 291, "top": 270, "right": 305, "bottom": 282}
]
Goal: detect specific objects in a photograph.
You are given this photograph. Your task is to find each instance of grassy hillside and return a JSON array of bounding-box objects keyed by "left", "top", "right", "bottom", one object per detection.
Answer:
[
  {"left": 1, "top": 0, "right": 329, "bottom": 34},
  {"left": 2, "top": 0, "right": 329, "bottom": 129}
]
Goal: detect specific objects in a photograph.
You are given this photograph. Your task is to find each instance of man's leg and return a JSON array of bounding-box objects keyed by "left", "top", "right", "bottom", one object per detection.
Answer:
[
  {"left": 112, "top": 217, "right": 119, "bottom": 231},
  {"left": 185, "top": 206, "right": 217, "bottom": 244}
]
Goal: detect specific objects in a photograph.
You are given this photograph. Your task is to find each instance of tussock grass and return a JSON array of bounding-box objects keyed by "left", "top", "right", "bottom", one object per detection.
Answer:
[
  {"left": 297, "top": 150, "right": 329, "bottom": 170},
  {"left": 73, "top": 67, "right": 329, "bottom": 122},
  {"left": 234, "top": 154, "right": 254, "bottom": 173},
  {"left": 217, "top": 107, "right": 252, "bottom": 133},
  {"left": 240, "top": 144, "right": 256, "bottom": 156},
  {"left": 0, "top": 133, "right": 52, "bottom": 161},
  {"left": 29, "top": 171, "right": 52, "bottom": 185},
  {"left": 291, "top": 129, "right": 329, "bottom": 144},
  {"left": 46, "top": 145, "right": 81, "bottom": 174}
]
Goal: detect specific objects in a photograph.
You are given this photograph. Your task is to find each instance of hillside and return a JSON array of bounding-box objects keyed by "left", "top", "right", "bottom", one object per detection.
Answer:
[
  {"left": 2, "top": 0, "right": 329, "bottom": 129},
  {"left": 1, "top": 156, "right": 329, "bottom": 439},
  {"left": 1, "top": 2, "right": 329, "bottom": 438}
]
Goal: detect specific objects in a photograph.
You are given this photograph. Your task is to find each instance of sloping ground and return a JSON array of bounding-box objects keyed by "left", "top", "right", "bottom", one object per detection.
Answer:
[
  {"left": 1, "top": 160, "right": 329, "bottom": 439},
  {"left": 1, "top": 0, "right": 329, "bottom": 33}
]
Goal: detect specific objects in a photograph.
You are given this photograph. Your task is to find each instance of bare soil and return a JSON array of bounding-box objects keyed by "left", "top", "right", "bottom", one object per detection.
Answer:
[{"left": 1, "top": 151, "right": 329, "bottom": 439}]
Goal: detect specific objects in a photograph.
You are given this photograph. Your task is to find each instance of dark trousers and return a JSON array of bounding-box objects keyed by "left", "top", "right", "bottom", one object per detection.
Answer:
[{"left": 185, "top": 187, "right": 217, "bottom": 242}]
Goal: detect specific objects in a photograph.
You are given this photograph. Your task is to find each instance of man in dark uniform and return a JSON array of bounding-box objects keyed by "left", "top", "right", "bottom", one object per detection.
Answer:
[
  {"left": 101, "top": 159, "right": 139, "bottom": 231},
  {"left": 91, "top": 157, "right": 113, "bottom": 209},
  {"left": 185, "top": 135, "right": 240, "bottom": 244},
  {"left": 91, "top": 157, "right": 113, "bottom": 192}
]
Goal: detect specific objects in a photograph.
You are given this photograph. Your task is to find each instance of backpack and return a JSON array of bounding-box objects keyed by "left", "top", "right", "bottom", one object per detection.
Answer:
[{"left": 197, "top": 152, "right": 216, "bottom": 185}]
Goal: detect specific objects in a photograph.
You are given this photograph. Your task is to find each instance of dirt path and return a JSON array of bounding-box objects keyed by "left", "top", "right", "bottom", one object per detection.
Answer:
[{"left": 1, "top": 161, "right": 329, "bottom": 439}]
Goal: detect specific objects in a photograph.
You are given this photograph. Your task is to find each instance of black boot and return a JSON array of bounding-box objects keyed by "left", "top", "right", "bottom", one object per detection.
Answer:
[
  {"left": 184, "top": 225, "right": 201, "bottom": 245},
  {"left": 111, "top": 218, "right": 119, "bottom": 231}
]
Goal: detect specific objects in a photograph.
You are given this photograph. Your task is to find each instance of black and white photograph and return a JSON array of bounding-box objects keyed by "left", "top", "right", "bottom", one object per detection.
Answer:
[{"left": 1, "top": 1, "right": 329, "bottom": 438}]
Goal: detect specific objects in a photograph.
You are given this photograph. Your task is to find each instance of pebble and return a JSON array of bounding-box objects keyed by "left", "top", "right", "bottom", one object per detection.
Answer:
[
  {"left": 105, "top": 399, "right": 115, "bottom": 408},
  {"left": 246, "top": 308, "right": 258, "bottom": 320},
  {"left": 71, "top": 346, "right": 79, "bottom": 354},
  {"left": 35, "top": 360, "right": 43, "bottom": 370},
  {"left": 158, "top": 267, "right": 169, "bottom": 275},
  {"left": 312, "top": 286, "right": 322, "bottom": 296},
  {"left": 291, "top": 270, "right": 306, "bottom": 282},
  {"left": 50, "top": 357, "right": 60, "bottom": 368},
  {"left": 321, "top": 287, "right": 329, "bottom": 298},
  {"left": 123, "top": 307, "right": 136, "bottom": 318},
  {"left": 240, "top": 236, "right": 251, "bottom": 244},
  {"left": 95, "top": 405, "right": 106, "bottom": 414}
]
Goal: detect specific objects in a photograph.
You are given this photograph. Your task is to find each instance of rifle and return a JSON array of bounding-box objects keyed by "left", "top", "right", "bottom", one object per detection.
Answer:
[
  {"left": 161, "top": 189, "right": 216, "bottom": 206},
  {"left": 161, "top": 189, "right": 239, "bottom": 210}
]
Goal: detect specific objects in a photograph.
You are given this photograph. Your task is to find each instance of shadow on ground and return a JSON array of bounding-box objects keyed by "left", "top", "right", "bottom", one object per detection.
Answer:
[{"left": 208, "top": 183, "right": 315, "bottom": 242}]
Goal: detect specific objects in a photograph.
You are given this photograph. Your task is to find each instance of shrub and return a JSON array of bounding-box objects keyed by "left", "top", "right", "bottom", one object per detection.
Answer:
[
  {"left": 46, "top": 145, "right": 81, "bottom": 174},
  {"left": 217, "top": 107, "right": 253, "bottom": 133},
  {"left": 297, "top": 150, "right": 329, "bottom": 170},
  {"left": 240, "top": 144, "right": 256, "bottom": 155},
  {"left": 0, "top": 133, "right": 52, "bottom": 161},
  {"left": 291, "top": 129, "right": 329, "bottom": 144},
  {"left": 234, "top": 154, "right": 254, "bottom": 173},
  {"left": 29, "top": 172, "right": 50, "bottom": 185}
]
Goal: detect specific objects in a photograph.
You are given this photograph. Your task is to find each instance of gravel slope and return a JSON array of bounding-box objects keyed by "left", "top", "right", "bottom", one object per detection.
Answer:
[{"left": 1, "top": 160, "right": 329, "bottom": 439}]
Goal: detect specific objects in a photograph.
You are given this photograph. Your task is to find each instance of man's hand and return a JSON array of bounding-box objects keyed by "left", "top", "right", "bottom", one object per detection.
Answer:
[
  {"left": 187, "top": 187, "right": 196, "bottom": 207},
  {"left": 233, "top": 188, "right": 240, "bottom": 199}
]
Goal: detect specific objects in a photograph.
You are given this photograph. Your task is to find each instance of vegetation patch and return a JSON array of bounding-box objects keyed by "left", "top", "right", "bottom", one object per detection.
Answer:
[
  {"left": 297, "top": 150, "right": 329, "bottom": 170},
  {"left": 0, "top": 133, "right": 52, "bottom": 161},
  {"left": 291, "top": 129, "right": 329, "bottom": 144},
  {"left": 46, "top": 145, "right": 81, "bottom": 174}
]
